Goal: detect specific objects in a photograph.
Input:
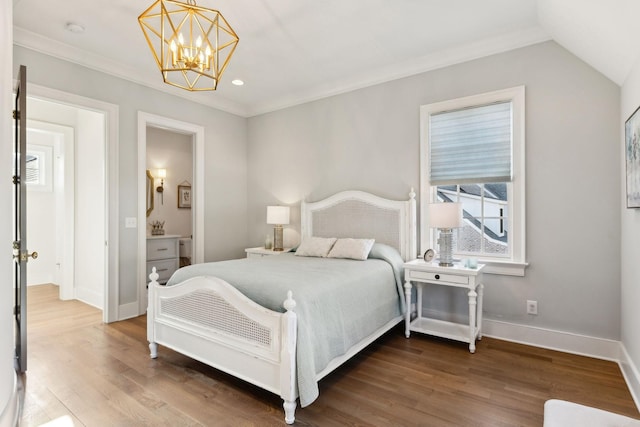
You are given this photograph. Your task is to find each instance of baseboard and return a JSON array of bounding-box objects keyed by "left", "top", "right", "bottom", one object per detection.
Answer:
[
  {"left": 0, "top": 371, "right": 19, "bottom": 427},
  {"left": 482, "top": 318, "right": 621, "bottom": 361},
  {"left": 118, "top": 302, "right": 140, "bottom": 321},
  {"left": 75, "top": 287, "right": 103, "bottom": 310},
  {"left": 619, "top": 344, "right": 640, "bottom": 411}
]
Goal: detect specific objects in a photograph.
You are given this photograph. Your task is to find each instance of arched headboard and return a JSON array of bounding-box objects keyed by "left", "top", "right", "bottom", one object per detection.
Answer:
[{"left": 300, "top": 189, "right": 417, "bottom": 261}]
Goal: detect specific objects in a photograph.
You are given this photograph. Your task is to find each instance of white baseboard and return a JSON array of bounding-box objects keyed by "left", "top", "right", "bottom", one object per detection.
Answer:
[
  {"left": 483, "top": 318, "right": 621, "bottom": 361},
  {"left": 619, "top": 344, "right": 640, "bottom": 411},
  {"left": 118, "top": 302, "right": 140, "bottom": 321},
  {"left": 75, "top": 287, "right": 103, "bottom": 310},
  {"left": 0, "top": 371, "right": 19, "bottom": 427}
]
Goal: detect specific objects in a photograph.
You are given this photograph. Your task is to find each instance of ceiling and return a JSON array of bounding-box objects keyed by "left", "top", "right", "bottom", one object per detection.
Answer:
[{"left": 12, "top": 0, "right": 640, "bottom": 117}]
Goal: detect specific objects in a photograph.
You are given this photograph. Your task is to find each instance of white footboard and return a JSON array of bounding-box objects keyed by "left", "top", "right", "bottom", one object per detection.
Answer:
[{"left": 147, "top": 268, "right": 298, "bottom": 424}]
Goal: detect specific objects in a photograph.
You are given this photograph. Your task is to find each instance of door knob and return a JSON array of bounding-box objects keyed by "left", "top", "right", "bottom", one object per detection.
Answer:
[{"left": 17, "top": 251, "right": 38, "bottom": 262}]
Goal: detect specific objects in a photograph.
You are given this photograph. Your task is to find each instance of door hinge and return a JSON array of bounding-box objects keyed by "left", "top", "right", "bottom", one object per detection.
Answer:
[
  {"left": 12, "top": 175, "right": 19, "bottom": 185},
  {"left": 12, "top": 110, "right": 19, "bottom": 120}
]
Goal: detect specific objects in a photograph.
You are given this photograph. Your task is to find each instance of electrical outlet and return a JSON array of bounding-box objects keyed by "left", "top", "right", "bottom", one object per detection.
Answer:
[{"left": 527, "top": 300, "right": 538, "bottom": 315}]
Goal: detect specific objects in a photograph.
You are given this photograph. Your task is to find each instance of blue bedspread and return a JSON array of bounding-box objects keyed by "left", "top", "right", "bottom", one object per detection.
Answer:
[{"left": 165, "top": 243, "right": 405, "bottom": 407}]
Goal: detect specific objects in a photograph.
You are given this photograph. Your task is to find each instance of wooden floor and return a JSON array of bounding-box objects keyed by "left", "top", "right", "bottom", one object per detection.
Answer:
[{"left": 20, "top": 284, "right": 639, "bottom": 426}]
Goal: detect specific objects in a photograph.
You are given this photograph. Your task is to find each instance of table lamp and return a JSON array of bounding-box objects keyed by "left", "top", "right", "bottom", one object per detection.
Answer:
[
  {"left": 267, "top": 206, "right": 290, "bottom": 251},
  {"left": 429, "top": 202, "right": 463, "bottom": 267}
]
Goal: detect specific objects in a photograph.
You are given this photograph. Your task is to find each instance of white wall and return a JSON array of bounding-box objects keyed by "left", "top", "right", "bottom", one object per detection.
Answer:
[
  {"left": 620, "top": 53, "right": 640, "bottom": 403},
  {"left": 14, "top": 45, "right": 248, "bottom": 309},
  {"left": 146, "top": 127, "right": 193, "bottom": 237},
  {"left": 25, "top": 129, "right": 58, "bottom": 285},
  {"left": 248, "top": 41, "right": 622, "bottom": 341},
  {"left": 74, "top": 109, "right": 105, "bottom": 308},
  {"left": 0, "top": 0, "right": 18, "bottom": 423}
]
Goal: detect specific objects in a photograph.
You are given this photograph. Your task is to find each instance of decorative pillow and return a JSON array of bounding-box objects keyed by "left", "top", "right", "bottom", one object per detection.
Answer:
[
  {"left": 327, "top": 238, "right": 375, "bottom": 261},
  {"left": 294, "top": 237, "right": 337, "bottom": 258}
]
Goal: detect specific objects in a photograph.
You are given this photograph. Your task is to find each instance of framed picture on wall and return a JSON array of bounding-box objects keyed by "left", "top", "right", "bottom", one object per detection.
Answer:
[
  {"left": 178, "top": 184, "right": 191, "bottom": 209},
  {"left": 626, "top": 105, "right": 640, "bottom": 208}
]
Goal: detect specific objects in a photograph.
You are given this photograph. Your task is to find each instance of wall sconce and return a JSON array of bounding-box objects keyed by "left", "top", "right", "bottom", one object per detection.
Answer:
[
  {"left": 429, "top": 202, "right": 463, "bottom": 267},
  {"left": 267, "top": 206, "right": 290, "bottom": 251},
  {"left": 156, "top": 168, "right": 166, "bottom": 204}
]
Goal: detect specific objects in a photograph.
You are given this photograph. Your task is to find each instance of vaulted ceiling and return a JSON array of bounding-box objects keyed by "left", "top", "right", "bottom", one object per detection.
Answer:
[{"left": 12, "top": 0, "right": 640, "bottom": 117}]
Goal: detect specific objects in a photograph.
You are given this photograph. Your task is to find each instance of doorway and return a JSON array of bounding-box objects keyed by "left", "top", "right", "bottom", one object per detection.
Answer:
[
  {"left": 24, "top": 120, "right": 74, "bottom": 301},
  {"left": 27, "top": 83, "right": 119, "bottom": 323},
  {"left": 137, "top": 112, "right": 205, "bottom": 315},
  {"left": 26, "top": 98, "right": 105, "bottom": 309}
]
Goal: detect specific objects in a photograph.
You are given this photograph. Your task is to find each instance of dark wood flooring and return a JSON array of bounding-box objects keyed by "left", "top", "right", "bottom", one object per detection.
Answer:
[{"left": 20, "top": 284, "right": 640, "bottom": 426}]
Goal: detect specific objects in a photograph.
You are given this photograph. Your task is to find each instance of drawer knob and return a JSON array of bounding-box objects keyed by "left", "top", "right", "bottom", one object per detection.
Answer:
[{"left": 435, "top": 274, "right": 440, "bottom": 280}]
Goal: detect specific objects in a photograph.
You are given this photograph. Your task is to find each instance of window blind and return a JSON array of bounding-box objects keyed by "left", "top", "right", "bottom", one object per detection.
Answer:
[
  {"left": 429, "top": 101, "right": 512, "bottom": 185},
  {"left": 25, "top": 154, "right": 40, "bottom": 184}
]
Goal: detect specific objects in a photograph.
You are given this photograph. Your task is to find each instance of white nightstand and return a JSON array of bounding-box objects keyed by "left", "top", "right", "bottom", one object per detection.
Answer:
[
  {"left": 245, "top": 247, "right": 292, "bottom": 258},
  {"left": 403, "top": 259, "right": 485, "bottom": 353},
  {"left": 147, "top": 235, "right": 180, "bottom": 285}
]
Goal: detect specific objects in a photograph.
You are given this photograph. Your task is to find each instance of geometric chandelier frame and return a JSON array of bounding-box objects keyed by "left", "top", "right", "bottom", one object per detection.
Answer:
[{"left": 138, "top": 0, "right": 239, "bottom": 91}]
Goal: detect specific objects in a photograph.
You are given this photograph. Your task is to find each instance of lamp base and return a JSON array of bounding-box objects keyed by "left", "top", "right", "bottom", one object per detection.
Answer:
[
  {"left": 437, "top": 228, "right": 455, "bottom": 267},
  {"left": 273, "top": 225, "right": 284, "bottom": 251}
]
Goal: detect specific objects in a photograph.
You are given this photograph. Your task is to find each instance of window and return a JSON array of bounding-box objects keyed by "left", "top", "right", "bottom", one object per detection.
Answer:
[
  {"left": 25, "top": 144, "right": 53, "bottom": 192},
  {"left": 420, "top": 87, "right": 526, "bottom": 276}
]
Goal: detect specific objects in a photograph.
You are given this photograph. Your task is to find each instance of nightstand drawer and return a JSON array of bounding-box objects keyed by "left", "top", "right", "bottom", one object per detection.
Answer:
[
  {"left": 247, "top": 252, "right": 265, "bottom": 259},
  {"left": 147, "top": 238, "right": 178, "bottom": 260},
  {"left": 408, "top": 270, "right": 469, "bottom": 285},
  {"left": 147, "top": 258, "right": 179, "bottom": 283}
]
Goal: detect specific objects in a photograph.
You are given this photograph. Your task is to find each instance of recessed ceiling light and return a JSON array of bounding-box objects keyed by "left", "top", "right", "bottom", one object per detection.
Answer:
[
  {"left": 65, "top": 23, "right": 85, "bottom": 34},
  {"left": 231, "top": 79, "right": 244, "bottom": 86}
]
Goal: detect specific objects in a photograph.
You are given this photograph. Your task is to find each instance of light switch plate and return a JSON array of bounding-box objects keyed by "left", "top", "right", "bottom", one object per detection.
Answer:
[{"left": 125, "top": 217, "right": 137, "bottom": 228}]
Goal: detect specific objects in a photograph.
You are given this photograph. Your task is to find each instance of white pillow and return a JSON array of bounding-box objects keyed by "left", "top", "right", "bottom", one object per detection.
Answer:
[
  {"left": 294, "top": 237, "right": 337, "bottom": 258},
  {"left": 327, "top": 238, "right": 375, "bottom": 261}
]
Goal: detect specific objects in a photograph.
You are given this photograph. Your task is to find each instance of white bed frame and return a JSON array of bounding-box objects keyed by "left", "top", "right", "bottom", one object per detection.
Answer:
[{"left": 147, "top": 189, "right": 416, "bottom": 424}]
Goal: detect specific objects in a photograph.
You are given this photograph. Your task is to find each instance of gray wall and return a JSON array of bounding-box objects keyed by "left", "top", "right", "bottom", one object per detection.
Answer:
[
  {"left": 621, "top": 48, "right": 640, "bottom": 393},
  {"left": 247, "top": 41, "right": 622, "bottom": 339},
  {"left": 14, "top": 46, "right": 248, "bottom": 307}
]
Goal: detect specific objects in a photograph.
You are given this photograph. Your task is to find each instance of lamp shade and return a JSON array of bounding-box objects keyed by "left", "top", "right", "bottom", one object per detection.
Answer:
[
  {"left": 429, "top": 203, "right": 463, "bottom": 229},
  {"left": 157, "top": 168, "right": 167, "bottom": 179},
  {"left": 267, "top": 206, "right": 290, "bottom": 225}
]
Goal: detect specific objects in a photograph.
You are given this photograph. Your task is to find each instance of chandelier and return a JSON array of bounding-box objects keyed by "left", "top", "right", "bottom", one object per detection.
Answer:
[{"left": 138, "top": 0, "right": 239, "bottom": 91}]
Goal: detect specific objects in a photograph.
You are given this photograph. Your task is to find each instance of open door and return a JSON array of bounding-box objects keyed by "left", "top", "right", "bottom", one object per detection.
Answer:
[{"left": 13, "top": 65, "right": 36, "bottom": 373}]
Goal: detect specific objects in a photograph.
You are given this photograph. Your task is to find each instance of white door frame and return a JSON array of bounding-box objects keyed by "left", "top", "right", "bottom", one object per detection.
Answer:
[
  {"left": 137, "top": 111, "right": 204, "bottom": 315},
  {"left": 27, "top": 83, "right": 119, "bottom": 323}
]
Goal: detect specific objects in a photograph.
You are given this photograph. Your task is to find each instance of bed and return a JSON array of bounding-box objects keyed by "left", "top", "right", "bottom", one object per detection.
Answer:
[{"left": 147, "top": 189, "right": 417, "bottom": 424}]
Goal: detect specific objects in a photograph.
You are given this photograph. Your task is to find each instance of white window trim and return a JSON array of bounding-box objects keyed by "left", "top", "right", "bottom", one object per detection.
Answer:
[{"left": 419, "top": 86, "right": 527, "bottom": 276}]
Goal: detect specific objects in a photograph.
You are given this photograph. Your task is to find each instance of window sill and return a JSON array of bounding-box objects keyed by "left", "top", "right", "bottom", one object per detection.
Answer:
[{"left": 479, "top": 260, "right": 528, "bottom": 276}]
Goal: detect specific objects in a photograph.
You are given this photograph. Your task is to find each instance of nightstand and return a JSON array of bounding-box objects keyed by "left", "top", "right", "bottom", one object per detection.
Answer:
[
  {"left": 403, "top": 259, "right": 485, "bottom": 353},
  {"left": 245, "top": 247, "right": 292, "bottom": 258},
  {"left": 147, "top": 235, "right": 180, "bottom": 285}
]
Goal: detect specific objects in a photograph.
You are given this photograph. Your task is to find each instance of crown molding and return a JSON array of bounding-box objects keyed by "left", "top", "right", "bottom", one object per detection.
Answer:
[
  {"left": 14, "top": 25, "right": 549, "bottom": 118},
  {"left": 13, "top": 26, "right": 249, "bottom": 117}
]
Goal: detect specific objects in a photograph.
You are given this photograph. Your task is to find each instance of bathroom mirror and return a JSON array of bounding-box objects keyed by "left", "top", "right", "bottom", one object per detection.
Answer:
[{"left": 146, "top": 169, "right": 154, "bottom": 217}]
